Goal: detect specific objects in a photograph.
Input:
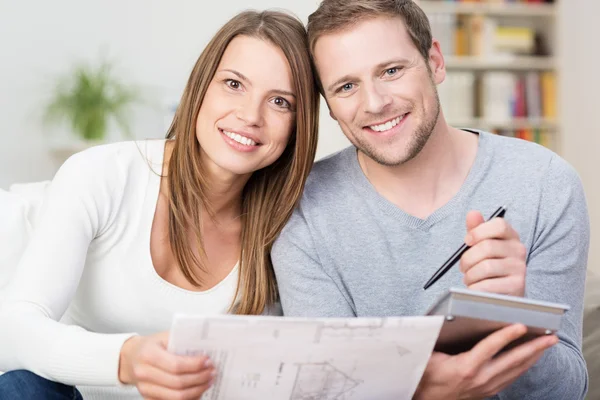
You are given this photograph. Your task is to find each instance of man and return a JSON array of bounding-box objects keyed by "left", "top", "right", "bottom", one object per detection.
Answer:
[
  {"left": 583, "top": 271, "right": 600, "bottom": 399},
  {"left": 271, "top": 0, "right": 589, "bottom": 399}
]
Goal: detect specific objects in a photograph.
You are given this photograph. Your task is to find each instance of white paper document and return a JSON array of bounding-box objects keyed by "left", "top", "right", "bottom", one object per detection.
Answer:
[{"left": 168, "top": 315, "right": 443, "bottom": 400}]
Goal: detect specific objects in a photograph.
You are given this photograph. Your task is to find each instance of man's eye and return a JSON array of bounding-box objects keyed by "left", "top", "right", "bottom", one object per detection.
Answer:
[
  {"left": 386, "top": 68, "right": 398, "bottom": 76},
  {"left": 341, "top": 83, "right": 354, "bottom": 92}
]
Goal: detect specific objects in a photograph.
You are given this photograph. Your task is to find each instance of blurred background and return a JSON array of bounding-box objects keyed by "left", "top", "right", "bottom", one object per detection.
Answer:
[{"left": 1, "top": 0, "right": 598, "bottom": 395}]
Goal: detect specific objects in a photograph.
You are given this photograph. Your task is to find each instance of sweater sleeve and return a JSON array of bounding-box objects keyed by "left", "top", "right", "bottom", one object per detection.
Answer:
[
  {"left": 0, "top": 148, "right": 136, "bottom": 386},
  {"left": 496, "top": 155, "right": 589, "bottom": 400}
]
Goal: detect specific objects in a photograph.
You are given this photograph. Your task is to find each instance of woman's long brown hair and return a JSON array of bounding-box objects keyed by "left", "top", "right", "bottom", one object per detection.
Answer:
[{"left": 165, "top": 10, "right": 319, "bottom": 315}]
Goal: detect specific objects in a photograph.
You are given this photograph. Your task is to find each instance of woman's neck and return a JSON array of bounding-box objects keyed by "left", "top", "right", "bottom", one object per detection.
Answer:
[{"left": 163, "top": 140, "right": 249, "bottom": 221}]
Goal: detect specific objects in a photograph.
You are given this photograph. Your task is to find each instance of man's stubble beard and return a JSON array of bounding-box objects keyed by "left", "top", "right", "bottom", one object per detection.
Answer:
[{"left": 351, "top": 77, "right": 441, "bottom": 167}]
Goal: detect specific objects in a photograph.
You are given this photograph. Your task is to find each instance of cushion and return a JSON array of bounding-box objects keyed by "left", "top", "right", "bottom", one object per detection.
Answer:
[{"left": 0, "top": 181, "right": 50, "bottom": 303}]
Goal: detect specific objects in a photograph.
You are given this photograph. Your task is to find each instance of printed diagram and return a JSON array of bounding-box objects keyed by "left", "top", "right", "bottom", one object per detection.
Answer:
[
  {"left": 396, "top": 345, "right": 410, "bottom": 357},
  {"left": 317, "top": 324, "right": 382, "bottom": 341},
  {"left": 290, "top": 362, "right": 362, "bottom": 400}
]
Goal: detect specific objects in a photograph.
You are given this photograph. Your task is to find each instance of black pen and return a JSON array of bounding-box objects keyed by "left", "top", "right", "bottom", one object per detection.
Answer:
[{"left": 423, "top": 206, "right": 507, "bottom": 290}]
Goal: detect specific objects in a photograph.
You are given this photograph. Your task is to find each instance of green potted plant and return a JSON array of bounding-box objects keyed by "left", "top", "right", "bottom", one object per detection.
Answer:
[{"left": 43, "top": 59, "right": 141, "bottom": 144}]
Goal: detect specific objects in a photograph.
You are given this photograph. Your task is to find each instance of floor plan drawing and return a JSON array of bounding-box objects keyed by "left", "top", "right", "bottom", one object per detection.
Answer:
[
  {"left": 168, "top": 314, "right": 444, "bottom": 399},
  {"left": 291, "top": 362, "right": 361, "bottom": 400},
  {"left": 314, "top": 320, "right": 385, "bottom": 343},
  {"left": 396, "top": 345, "right": 410, "bottom": 357}
]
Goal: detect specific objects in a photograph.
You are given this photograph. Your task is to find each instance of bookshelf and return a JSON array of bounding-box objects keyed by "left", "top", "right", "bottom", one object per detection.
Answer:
[
  {"left": 450, "top": 117, "right": 557, "bottom": 131},
  {"left": 444, "top": 55, "right": 555, "bottom": 71},
  {"left": 416, "top": 0, "right": 559, "bottom": 151},
  {"left": 418, "top": 2, "right": 556, "bottom": 17}
]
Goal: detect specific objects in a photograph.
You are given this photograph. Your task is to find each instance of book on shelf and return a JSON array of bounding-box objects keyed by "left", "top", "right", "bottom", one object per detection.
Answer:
[
  {"left": 540, "top": 71, "right": 556, "bottom": 119},
  {"left": 421, "top": 1, "right": 553, "bottom": 4},
  {"left": 440, "top": 71, "right": 556, "bottom": 123},
  {"left": 438, "top": 72, "right": 476, "bottom": 122},
  {"left": 430, "top": 14, "right": 544, "bottom": 58},
  {"left": 494, "top": 128, "right": 553, "bottom": 149},
  {"left": 439, "top": 71, "right": 556, "bottom": 148}
]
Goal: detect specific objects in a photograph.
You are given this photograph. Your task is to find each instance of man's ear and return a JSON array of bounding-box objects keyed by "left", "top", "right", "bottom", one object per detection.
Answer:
[
  {"left": 428, "top": 39, "right": 446, "bottom": 85},
  {"left": 329, "top": 109, "right": 338, "bottom": 121},
  {"left": 323, "top": 97, "right": 338, "bottom": 121}
]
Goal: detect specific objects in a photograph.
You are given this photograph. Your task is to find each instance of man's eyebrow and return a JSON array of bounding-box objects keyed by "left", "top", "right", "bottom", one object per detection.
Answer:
[
  {"left": 325, "top": 58, "right": 413, "bottom": 94},
  {"left": 374, "top": 58, "right": 412, "bottom": 70},
  {"left": 326, "top": 74, "right": 358, "bottom": 94}
]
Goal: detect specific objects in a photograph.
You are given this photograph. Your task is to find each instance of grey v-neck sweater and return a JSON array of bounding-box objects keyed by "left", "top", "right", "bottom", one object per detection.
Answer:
[{"left": 273, "top": 131, "right": 589, "bottom": 400}]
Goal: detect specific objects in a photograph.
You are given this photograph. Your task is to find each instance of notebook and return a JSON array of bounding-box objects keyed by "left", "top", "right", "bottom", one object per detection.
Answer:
[{"left": 425, "top": 288, "right": 569, "bottom": 354}]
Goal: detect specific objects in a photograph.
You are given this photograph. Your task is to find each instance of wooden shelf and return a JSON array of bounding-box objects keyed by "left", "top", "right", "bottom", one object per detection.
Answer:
[
  {"left": 449, "top": 118, "right": 558, "bottom": 131},
  {"left": 445, "top": 56, "right": 555, "bottom": 71},
  {"left": 418, "top": 1, "right": 556, "bottom": 17}
]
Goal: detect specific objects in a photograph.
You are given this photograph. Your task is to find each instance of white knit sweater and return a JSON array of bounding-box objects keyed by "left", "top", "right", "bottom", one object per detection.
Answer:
[{"left": 0, "top": 140, "right": 239, "bottom": 399}]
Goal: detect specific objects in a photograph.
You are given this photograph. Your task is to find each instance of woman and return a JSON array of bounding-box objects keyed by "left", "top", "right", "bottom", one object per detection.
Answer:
[{"left": 0, "top": 9, "right": 318, "bottom": 400}]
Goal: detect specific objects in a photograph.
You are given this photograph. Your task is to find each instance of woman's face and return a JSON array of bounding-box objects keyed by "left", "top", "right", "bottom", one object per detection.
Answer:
[{"left": 196, "top": 35, "right": 296, "bottom": 177}]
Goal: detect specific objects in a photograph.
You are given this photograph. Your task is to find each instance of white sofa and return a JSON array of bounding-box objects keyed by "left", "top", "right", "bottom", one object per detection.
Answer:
[{"left": 0, "top": 182, "right": 49, "bottom": 304}]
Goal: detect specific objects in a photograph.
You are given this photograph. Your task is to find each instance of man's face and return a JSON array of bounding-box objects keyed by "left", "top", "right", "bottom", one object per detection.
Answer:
[{"left": 313, "top": 16, "right": 445, "bottom": 166}]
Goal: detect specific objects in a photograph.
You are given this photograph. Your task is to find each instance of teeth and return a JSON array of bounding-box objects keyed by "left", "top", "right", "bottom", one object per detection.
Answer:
[
  {"left": 223, "top": 130, "right": 257, "bottom": 146},
  {"left": 369, "top": 115, "right": 404, "bottom": 132}
]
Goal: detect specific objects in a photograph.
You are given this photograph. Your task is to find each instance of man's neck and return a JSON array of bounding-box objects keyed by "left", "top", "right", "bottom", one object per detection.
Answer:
[{"left": 358, "top": 120, "right": 479, "bottom": 220}]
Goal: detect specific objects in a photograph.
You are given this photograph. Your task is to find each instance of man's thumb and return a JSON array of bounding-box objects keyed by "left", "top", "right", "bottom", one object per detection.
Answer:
[{"left": 466, "top": 210, "right": 485, "bottom": 232}]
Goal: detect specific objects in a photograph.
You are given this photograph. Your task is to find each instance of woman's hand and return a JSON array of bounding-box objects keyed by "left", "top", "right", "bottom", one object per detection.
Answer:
[{"left": 119, "top": 332, "right": 215, "bottom": 400}]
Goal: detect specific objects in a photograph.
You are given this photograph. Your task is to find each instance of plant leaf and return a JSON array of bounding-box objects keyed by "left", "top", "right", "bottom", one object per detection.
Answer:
[{"left": 42, "top": 58, "right": 142, "bottom": 141}]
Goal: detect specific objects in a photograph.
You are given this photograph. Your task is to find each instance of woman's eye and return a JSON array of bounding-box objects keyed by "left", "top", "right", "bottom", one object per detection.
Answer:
[
  {"left": 226, "top": 79, "right": 241, "bottom": 89},
  {"left": 386, "top": 68, "right": 398, "bottom": 76},
  {"left": 272, "top": 97, "right": 291, "bottom": 109}
]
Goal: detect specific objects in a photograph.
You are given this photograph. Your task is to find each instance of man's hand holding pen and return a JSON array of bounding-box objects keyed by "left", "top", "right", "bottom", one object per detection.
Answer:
[
  {"left": 415, "top": 209, "right": 557, "bottom": 400},
  {"left": 460, "top": 210, "right": 527, "bottom": 297}
]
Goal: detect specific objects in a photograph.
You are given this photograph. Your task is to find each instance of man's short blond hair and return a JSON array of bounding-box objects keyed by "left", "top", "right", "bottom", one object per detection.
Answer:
[{"left": 307, "top": 0, "right": 433, "bottom": 63}]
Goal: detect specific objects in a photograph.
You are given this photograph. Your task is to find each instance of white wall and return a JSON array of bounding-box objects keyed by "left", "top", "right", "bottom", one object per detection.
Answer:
[
  {"left": 558, "top": 0, "right": 600, "bottom": 279},
  {"left": 0, "top": 0, "right": 349, "bottom": 188},
  {"left": 2, "top": 0, "right": 598, "bottom": 279}
]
